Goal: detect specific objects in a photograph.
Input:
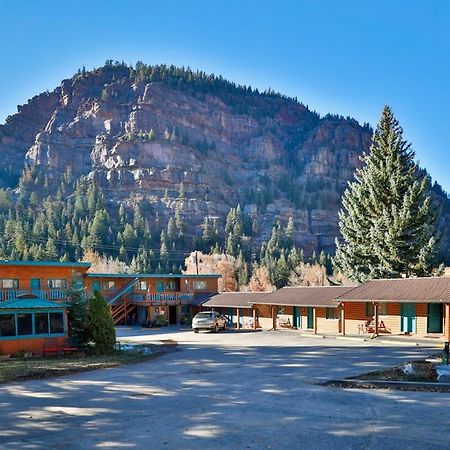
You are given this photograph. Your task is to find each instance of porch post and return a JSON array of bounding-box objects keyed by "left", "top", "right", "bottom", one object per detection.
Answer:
[
  {"left": 252, "top": 307, "right": 257, "bottom": 330},
  {"left": 313, "top": 307, "right": 317, "bottom": 334},
  {"left": 272, "top": 306, "right": 277, "bottom": 329},
  {"left": 374, "top": 302, "right": 379, "bottom": 336},
  {"left": 236, "top": 308, "right": 240, "bottom": 329},
  {"left": 446, "top": 304, "right": 450, "bottom": 341},
  {"left": 341, "top": 303, "right": 346, "bottom": 336}
]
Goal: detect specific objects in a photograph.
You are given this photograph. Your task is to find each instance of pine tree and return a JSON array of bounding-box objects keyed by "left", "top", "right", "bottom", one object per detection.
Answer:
[
  {"left": 285, "top": 216, "right": 295, "bottom": 248},
  {"left": 178, "top": 182, "right": 185, "bottom": 200},
  {"left": 85, "top": 291, "right": 116, "bottom": 354},
  {"left": 334, "top": 106, "right": 437, "bottom": 281}
]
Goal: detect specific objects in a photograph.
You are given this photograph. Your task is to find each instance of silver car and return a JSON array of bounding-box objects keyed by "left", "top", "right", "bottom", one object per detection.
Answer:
[{"left": 192, "top": 311, "right": 227, "bottom": 333}]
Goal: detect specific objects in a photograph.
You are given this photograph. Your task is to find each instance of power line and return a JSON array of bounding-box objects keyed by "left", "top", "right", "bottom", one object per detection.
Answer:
[{"left": 0, "top": 233, "right": 196, "bottom": 259}]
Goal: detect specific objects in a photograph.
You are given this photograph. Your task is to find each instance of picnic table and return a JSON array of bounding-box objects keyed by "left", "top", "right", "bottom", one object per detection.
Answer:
[{"left": 358, "top": 320, "right": 388, "bottom": 334}]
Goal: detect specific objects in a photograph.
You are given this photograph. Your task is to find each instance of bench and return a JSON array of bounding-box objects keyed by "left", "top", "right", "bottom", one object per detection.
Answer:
[
  {"left": 63, "top": 338, "right": 80, "bottom": 356},
  {"left": 44, "top": 338, "right": 80, "bottom": 357},
  {"left": 43, "top": 339, "right": 63, "bottom": 357}
]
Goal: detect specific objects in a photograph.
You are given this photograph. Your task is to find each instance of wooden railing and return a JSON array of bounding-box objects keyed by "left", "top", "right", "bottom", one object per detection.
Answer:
[
  {"left": 130, "top": 292, "right": 194, "bottom": 305},
  {"left": 0, "top": 289, "right": 72, "bottom": 301}
]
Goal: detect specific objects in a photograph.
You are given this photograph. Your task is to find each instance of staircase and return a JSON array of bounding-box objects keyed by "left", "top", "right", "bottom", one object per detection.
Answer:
[
  {"left": 107, "top": 278, "right": 140, "bottom": 325},
  {"left": 110, "top": 298, "right": 137, "bottom": 325},
  {"left": 107, "top": 277, "right": 140, "bottom": 305}
]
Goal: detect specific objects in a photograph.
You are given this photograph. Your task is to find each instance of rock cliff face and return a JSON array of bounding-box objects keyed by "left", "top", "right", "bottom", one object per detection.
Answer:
[{"left": 1, "top": 64, "right": 447, "bottom": 257}]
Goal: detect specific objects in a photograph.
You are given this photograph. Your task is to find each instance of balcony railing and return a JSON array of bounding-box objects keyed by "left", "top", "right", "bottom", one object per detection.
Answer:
[
  {"left": 0, "top": 289, "right": 73, "bottom": 302},
  {"left": 130, "top": 292, "right": 194, "bottom": 305}
]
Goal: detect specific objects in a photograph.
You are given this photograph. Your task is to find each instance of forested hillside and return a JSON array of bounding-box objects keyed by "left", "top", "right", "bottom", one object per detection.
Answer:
[{"left": 0, "top": 61, "right": 449, "bottom": 288}]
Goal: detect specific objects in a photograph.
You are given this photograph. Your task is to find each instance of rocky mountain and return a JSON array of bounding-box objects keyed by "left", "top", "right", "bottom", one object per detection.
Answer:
[{"left": 0, "top": 62, "right": 449, "bottom": 265}]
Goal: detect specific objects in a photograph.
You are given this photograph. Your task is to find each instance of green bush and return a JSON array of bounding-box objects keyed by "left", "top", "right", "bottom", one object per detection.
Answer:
[{"left": 85, "top": 292, "right": 116, "bottom": 354}]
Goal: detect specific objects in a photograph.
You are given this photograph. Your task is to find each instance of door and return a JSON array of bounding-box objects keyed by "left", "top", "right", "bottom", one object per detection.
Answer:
[
  {"left": 91, "top": 281, "right": 101, "bottom": 293},
  {"left": 427, "top": 303, "right": 443, "bottom": 333},
  {"left": 401, "top": 303, "right": 416, "bottom": 333},
  {"left": 30, "top": 278, "right": 41, "bottom": 290},
  {"left": 169, "top": 305, "right": 177, "bottom": 325},
  {"left": 307, "top": 307, "right": 314, "bottom": 329},
  {"left": 293, "top": 306, "right": 301, "bottom": 329},
  {"left": 226, "top": 307, "right": 234, "bottom": 325},
  {"left": 156, "top": 281, "right": 165, "bottom": 292}
]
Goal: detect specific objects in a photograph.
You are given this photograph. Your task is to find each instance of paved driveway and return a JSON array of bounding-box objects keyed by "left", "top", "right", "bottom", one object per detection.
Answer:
[{"left": 1, "top": 328, "right": 448, "bottom": 449}]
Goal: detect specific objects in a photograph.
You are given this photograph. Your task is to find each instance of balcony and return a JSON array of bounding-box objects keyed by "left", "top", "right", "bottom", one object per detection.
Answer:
[
  {"left": 130, "top": 292, "right": 194, "bottom": 306},
  {"left": 0, "top": 289, "right": 76, "bottom": 302}
]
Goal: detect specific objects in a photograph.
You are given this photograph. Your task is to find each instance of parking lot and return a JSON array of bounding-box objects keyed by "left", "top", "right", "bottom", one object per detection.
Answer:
[{"left": 1, "top": 327, "right": 449, "bottom": 449}]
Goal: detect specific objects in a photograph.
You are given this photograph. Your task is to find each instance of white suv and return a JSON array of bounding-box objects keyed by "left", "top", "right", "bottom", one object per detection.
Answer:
[{"left": 192, "top": 311, "right": 227, "bottom": 333}]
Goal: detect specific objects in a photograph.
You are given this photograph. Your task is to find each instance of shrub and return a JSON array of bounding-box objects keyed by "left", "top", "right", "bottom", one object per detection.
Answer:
[
  {"left": 85, "top": 292, "right": 116, "bottom": 354},
  {"left": 66, "top": 286, "right": 87, "bottom": 341}
]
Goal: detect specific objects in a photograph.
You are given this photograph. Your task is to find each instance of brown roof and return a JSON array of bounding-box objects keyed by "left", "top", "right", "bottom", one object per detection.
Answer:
[
  {"left": 337, "top": 277, "right": 450, "bottom": 303},
  {"left": 202, "top": 292, "right": 269, "bottom": 309},
  {"left": 256, "top": 286, "right": 355, "bottom": 308}
]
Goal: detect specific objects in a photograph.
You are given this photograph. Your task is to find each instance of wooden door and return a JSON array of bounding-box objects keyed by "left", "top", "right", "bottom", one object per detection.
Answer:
[
  {"left": 427, "top": 303, "right": 443, "bottom": 333},
  {"left": 401, "top": 303, "right": 416, "bottom": 333},
  {"left": 307, "top": 307, "right": 314, "bottom": 329},
  {"left": 292, "top": 306, "right": 301, "bottom": 329}
]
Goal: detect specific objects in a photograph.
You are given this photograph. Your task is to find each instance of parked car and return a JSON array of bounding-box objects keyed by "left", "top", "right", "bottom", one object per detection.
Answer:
[{"left": 192, "top": 311, "right": 227, "bottom": 333}]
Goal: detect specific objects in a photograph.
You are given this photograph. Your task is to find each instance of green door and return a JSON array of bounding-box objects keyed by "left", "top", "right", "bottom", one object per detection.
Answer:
[
  {"left": 156, "top": 281, "right": 165, "bottom": 292},
  {"left": 226, "top": 307, "right": 234, "bottom": 325},
  {"left": 307, "top": 307, "right": 314, "bottom": 329},
  {"left": 401, "top": 303, "right": 416, "bottom": 333},
  {"left": 293, "top": 306, "right": 301, "bottom": 328},
  {"left": 91, "top": 281, "right": 101, "bottom": 293},
  {"left": 427, "top": 303, "right": 443, "bottom": 333},
  {"left": 30, "top": 278, "right": 41, "bottom": 290}
]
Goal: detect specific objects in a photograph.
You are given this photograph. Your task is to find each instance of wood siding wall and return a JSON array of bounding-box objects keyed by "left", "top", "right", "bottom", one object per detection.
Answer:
[
  {"left": 0, "top": 336, "right": 65, "bottom": 355},
  {"left": 86, "top": 276, "right": 219, "bottom": 295},
  {"left": 0, "top": 265, "right": 88, "bottom": 289}
]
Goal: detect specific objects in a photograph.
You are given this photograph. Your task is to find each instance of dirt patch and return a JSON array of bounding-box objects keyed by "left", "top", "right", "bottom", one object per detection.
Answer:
[
  {"left": 0, "top": 346, "right": 167, "bottom": 384},
  {"left": 348, "top": 360, "right": 437, "bottom": 383}
]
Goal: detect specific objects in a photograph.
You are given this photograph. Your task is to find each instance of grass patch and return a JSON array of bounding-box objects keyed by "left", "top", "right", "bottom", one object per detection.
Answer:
[{"left": 0, "top": 348, "right": 161, "bottom": 384}]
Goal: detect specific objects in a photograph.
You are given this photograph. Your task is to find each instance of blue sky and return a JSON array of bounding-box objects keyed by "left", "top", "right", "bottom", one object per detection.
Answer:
[{"left": 1, "top": 0, "right": 449, "bottom": 191}]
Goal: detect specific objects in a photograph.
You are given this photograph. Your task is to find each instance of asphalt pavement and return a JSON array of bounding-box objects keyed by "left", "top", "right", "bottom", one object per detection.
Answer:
[{"left": 0, "top": 327, "right": 448, "bottom": 449}]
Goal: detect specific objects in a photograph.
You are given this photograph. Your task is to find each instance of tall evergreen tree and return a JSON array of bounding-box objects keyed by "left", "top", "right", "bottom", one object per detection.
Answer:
[{"left": 334, "top": 106, "right": 437, "bottom": 281}]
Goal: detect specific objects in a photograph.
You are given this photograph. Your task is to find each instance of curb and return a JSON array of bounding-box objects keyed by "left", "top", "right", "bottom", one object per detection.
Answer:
[{"left": 323, "top": 378, "right": 450, "bottom": 392}]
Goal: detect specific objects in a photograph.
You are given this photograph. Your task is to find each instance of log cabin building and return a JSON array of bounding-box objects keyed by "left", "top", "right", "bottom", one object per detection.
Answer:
[
  {"left": 203, "top": 279, "right": 450, "bottom": 341},
  {"left": 0, "top": 260, "right": 220, "bottom": 354}
]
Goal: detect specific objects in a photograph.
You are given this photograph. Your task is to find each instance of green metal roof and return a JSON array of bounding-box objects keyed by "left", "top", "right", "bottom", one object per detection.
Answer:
[
  {"left": 86, "top": 273, "right": 221, "bottom": 279},
  {"left": 0, "top": 260, "right": 91, "bottom": 268},
  {"left": 0, "top": 298, "right": 67, "bottom": 310}
]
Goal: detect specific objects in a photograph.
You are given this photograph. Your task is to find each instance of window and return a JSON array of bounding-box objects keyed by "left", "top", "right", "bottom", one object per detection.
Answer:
[
  {"left": 164, "top": 281, "right": 178, "bottom": 291},
  {"left": 0, "top": 279, "right": 19, "bottom": 289},
  {"left": 366, "top": 303, "right": 387, "bottom": 316},
  {"left": 193, "top": 281, "right": 207, "bottom": 290},
  {"left": 0, "top": 312, "right": 65, "bottom": 338},
  {"left": 35, "top": 313, "right": 49, "bottom": 334},
  {"left": 17, "top": 313, "right": 33, "bottom": 336},
  {"left": 102, "top": 281, "right": 116, "bottom": 291},
  {"left": 47, "top": 279, "right": 68, "bottom": 289},
  {"left": 138, "top": 281, "right": 148, "bottom": 291},
  {"left": 326, "top": 308, "right": 339, "bottom": 320},
  {"left": 0, "top": 314, "right": 16, "bottom": 337},
  {"left": 49, "top": 313, "right": 64, "bottom": 334}
]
